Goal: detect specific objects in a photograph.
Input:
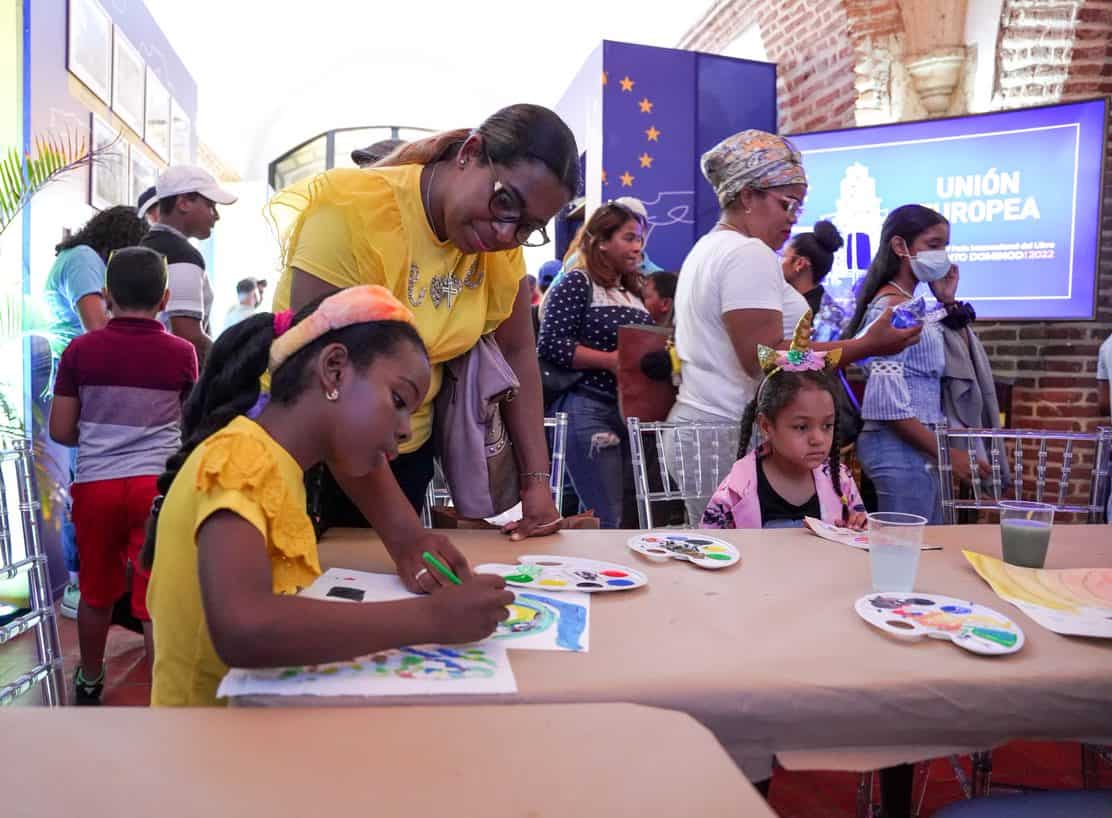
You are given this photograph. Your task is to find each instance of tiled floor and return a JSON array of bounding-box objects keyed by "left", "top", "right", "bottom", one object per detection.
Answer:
[
  {"left": 1, "top": 607, "right": 1104, "bottom": 815},
  {"left": 2, "top": 605, "right": 150, "bottom": 707}
]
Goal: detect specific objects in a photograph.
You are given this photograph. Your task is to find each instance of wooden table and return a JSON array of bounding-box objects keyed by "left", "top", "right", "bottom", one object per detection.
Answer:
[
  {"left": 0, "top": 704, "right": 774, "bottom": 818},
  {"left": 238, "top": 525, "right": 1112, "bottom": 776}
]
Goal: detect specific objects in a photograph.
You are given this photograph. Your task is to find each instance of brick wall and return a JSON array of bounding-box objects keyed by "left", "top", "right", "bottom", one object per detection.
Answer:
[
  {"left": 979, "top": 0, "right": 1112, "bottom": 507},
  {"left": 681, "top": 0, "right": 1112, "bottom": 509},
  {"left": 995, "top": 0, "right": 1087, "bottom": 105}
]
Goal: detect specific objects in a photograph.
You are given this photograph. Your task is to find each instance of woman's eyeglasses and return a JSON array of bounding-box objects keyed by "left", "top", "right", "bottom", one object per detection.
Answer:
[
  {"left": 766, "top": 190, "right": 804, "bottom": 218},
  {"left": 488, "top": 168, "right": 551, "bottom": 247}
]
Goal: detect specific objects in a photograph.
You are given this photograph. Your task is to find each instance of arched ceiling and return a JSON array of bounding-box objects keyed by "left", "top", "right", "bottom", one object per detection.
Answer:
[{"left": 144, "top": 0, "right": 712, "bottom": 179}]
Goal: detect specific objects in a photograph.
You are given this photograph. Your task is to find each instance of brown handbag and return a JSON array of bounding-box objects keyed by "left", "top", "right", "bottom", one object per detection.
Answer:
[{"left": 617, "top": 324, "right": 677, "bottom": 422}]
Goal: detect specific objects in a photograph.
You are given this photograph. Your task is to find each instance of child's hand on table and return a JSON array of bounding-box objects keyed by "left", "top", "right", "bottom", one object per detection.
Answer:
[
  {"left": 426, "top": 575, "right": 515, "bottom": 644},
  {"left": 836, "top": 510, "right": 869, "bottom": 531}
]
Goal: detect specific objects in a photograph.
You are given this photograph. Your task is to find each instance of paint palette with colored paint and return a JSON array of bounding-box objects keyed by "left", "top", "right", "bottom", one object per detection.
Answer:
[
  {"left": 627, "top": 532, "right": 740, "bottom": 570},
  {"left": 475, "top": 555, "right": 648, "bottom": 592},
  {"left": 855, "top": 593, "right": 1025, "bottom": 656}
]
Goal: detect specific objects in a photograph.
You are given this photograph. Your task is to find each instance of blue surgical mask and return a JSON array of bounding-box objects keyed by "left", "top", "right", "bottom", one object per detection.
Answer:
[{"left": 909, "top": 249, "right": 951, "bottom": 283}]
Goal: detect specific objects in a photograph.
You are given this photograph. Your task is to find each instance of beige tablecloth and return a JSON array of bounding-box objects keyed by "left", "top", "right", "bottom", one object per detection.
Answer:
[
  {"left": 238, "top": 525, "right": 1112, "bottom": 775},
  {"left": 2, "top": 704, "right": 772, "bottom": 818}
]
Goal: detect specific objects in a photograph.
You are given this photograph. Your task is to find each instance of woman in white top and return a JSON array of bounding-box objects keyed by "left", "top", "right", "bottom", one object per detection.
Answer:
[{"left": 668, "top": 130, "right": 921, "bottom": 524}]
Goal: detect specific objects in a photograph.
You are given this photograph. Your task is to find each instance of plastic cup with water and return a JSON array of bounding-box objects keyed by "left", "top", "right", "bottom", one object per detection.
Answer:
[
  {"left": 999, "top": 501, "right": 1054, "bottom": 568},
  {"left": 868, "top": 512, "right": 927, "bottom": 592}
]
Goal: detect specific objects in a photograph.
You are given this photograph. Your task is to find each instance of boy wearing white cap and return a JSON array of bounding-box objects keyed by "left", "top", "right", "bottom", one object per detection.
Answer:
[{"left": 139, "top": 165, "right": 237, "bottom": 367}]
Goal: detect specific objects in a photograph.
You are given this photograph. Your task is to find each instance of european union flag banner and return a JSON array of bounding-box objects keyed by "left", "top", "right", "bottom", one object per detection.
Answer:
[
  {"left": 577, "top": 41, "right": 776, "bottom": 271},
  {"left": 601, "top": 42, "right": 697, "bottom": 271},
  {"left": 790, "top": 99, "right": 1106, "bottom": 321}
]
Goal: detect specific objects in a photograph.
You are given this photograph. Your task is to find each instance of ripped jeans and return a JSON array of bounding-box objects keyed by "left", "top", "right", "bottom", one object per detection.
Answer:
[{"left": 553, "top": 390, "right": 631, "bottom": 529}]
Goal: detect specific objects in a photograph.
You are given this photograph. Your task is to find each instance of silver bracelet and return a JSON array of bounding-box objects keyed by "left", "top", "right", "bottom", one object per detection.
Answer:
[{"left": 520, "top": 471, "right": 552, "bottom": 485}]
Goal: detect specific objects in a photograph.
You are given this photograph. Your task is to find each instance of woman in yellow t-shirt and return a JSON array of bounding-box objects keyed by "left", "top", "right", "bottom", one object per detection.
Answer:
[
  {"left": 144, "top": 286, "right": 514, "bottom": 706},
  {"left": 269, "top": 104, "right": 577, "bottom": 582}
]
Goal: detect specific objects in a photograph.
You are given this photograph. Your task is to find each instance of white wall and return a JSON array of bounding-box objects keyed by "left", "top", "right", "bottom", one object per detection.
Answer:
[
  {"left": 721, "top": 22, "right": 769, "bottom": 63},
  {"left": 207, "top": 178, "right": 281, "bottom": 334},
  {"left": 965, "top": 0, "right": 1006, "bottom": 112}
]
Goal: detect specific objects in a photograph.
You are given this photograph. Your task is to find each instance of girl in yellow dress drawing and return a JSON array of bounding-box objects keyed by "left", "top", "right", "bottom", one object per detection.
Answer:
[{"left": 144, "top": 286, "right": 513, "bottom": 706}]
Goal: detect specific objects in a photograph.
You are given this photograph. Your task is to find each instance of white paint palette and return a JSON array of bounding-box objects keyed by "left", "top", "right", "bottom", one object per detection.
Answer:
[
  {"left": 855, "top": 592, "right": 1025, "bottom": 656},
  {"left": 627, "top": 532, "right": 740, "bottom": 570},
  {"left": 476, "top": 555, "right": 647, "bottom": 593}
]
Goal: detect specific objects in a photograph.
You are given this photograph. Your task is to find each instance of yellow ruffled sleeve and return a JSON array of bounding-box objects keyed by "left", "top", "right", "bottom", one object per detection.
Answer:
[
  {"left": 191, "top": 428, "right": 320, "bottom": 595},
  {"left": 482, "top": 245, "right": 526, "bottom": 334},
  {"left": 268, "top": 168, "right": 403, "bottom": 312}
]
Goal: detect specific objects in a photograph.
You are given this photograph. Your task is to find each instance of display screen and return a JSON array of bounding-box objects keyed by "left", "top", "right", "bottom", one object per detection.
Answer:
[{"left": 788, "top": 98, "right": 1107, "bottom": 322}]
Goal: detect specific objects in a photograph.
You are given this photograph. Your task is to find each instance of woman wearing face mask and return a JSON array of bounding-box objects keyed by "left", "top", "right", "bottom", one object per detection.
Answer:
[
  {"left": 846, "top": 204, "right": 985, "bottom": 524},
  {"left": 537, "top": 202, "right": 654, "bottom": 528},
  {"left": 268, "top": 104, "right": 578, "bottom": 591},
  {"left": 668, "top": 131, "right": 920, "bottom": 524}
]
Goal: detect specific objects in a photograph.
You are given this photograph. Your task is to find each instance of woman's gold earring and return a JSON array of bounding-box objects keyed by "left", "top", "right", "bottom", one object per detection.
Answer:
[{"left": 326, "top": 389, "right": 340, "bottom": 402}]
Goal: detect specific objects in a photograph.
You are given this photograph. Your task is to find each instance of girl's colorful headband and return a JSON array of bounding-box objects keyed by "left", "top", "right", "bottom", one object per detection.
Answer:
[
  {"left": 268, "top": 284, "right": 415, "bottom": 372},
  {"left": 756, "top": 310, "right": 841, "bottom": 379}
]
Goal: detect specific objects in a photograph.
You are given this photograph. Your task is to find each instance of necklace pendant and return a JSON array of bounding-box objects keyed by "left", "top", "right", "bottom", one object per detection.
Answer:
[
  {"left": 462, "top": 260, "right": 484, "bottom": 289},
  {"left": 430, "top": 273, "right": 464, "bottom": 309},
  {"left": 407, "top": 265, "right": 427, "bottom": 307}
]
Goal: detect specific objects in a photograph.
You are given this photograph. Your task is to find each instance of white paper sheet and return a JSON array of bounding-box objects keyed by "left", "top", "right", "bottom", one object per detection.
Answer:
[
  {"left": 804, "top": 517, "right": 941, "bottom": 551},
  {"left": 301, "top": 568, "right": 590, "bottom": 652}
]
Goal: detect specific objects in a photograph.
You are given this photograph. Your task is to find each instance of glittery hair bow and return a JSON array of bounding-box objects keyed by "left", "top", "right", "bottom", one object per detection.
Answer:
[
  {"left": 756, "top": 310, "right": 842, "bottom": 379},
  {"left": 268, "top": 285, "right": 415, "bottom": 372}
]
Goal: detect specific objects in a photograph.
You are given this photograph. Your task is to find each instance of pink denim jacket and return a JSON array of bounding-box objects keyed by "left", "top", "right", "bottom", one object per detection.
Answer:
[{"left": 700, "top": 448, "right": 865, "bottom": 529}]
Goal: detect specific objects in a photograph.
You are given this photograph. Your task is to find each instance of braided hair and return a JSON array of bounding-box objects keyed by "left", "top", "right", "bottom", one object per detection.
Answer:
[
  {"left": 140, "top": 297, "right": 425, "bottom": 568},
  {"left": 736, "top": 369, "right": 849, "bottom": 522}
]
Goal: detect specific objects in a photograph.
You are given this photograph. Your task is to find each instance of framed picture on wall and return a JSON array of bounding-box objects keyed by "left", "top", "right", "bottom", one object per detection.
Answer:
[
  {"left": 144, "top": 68, "right": 171, "bottom": 161},
  {"left": 67, "top": 0, "right": 113, "bottom": 103},
  {"left": 89, "top": 114, "right": 129, "bottom": 210},
  {"left": 130, "top": 148, "right": 159, "bottom": 210},
  {"left": 170, "top": 100, "right": 191, "bottom": 164},
  {"left": 111, "top": 26, "right": 145, "bottom": 135}
]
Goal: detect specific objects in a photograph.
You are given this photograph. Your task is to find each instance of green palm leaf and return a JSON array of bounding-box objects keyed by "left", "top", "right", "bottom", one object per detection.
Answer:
[{"left": 0, "top": 129, "right": 110, "bottom": 238}]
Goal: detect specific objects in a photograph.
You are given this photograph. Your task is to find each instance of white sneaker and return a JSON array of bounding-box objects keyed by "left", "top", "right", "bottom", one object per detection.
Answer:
[{"left": 60, "top": 583, "right": 79, "bottom": 619}]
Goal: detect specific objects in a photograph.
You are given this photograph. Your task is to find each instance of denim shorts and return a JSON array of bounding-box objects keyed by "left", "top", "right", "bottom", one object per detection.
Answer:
[{"left": 856, "top": 425, "right": 942, "bottom": 524}]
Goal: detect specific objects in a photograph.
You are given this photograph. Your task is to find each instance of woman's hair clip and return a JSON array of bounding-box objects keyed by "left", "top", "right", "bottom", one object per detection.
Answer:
[{"left": 756, "top": 310, "right": 842, "bottom": 377}]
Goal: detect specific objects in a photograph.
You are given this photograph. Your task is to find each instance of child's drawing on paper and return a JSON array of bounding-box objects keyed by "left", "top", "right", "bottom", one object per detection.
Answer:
[
  {"left": 217, "top": 643, "right": 518, "bottom": 698},
  {"left": 497, "top": 591, "right": 590, "bottom": 652},
  {"left": 964, "top": 551, "right": 1112, "bottom": 639}
]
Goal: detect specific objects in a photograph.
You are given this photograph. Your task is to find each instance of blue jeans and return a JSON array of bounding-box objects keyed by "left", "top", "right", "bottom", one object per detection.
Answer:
[
  {"left": 857, "top": 425, "right": 943, "bottom": 524},
  {"left": 555, "top": 391, "right": 630, "bottom": 529}
]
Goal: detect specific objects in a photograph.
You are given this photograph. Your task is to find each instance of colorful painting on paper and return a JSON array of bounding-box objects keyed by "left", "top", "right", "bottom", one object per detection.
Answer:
[
  {"left": 217, "top": 644, "right": 517, "bottom": 698},
  {"left": 497, "top": 590, "right": 590, "bottom": 652},
  {"left": 963, "top": 551, "right": 1112, "bottom": 638},
  {"left": 301, "top": 568, "right": 590, "bottom": 652}
]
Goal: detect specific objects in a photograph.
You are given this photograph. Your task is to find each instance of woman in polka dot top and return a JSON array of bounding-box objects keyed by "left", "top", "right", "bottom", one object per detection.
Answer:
[{"left": 537, "top": 202, "right": 654, "bottom": 528}]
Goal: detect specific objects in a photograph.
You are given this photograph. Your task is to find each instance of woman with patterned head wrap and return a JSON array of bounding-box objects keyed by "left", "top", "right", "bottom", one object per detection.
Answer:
[{"left": 665, "top": 130, "right": 920, "bottom": 528}]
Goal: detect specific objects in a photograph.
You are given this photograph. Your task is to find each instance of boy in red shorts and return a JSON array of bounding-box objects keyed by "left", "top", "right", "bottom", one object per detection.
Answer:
[{"left": 49, "top": 246, "right": 197, "bottom": 704}]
